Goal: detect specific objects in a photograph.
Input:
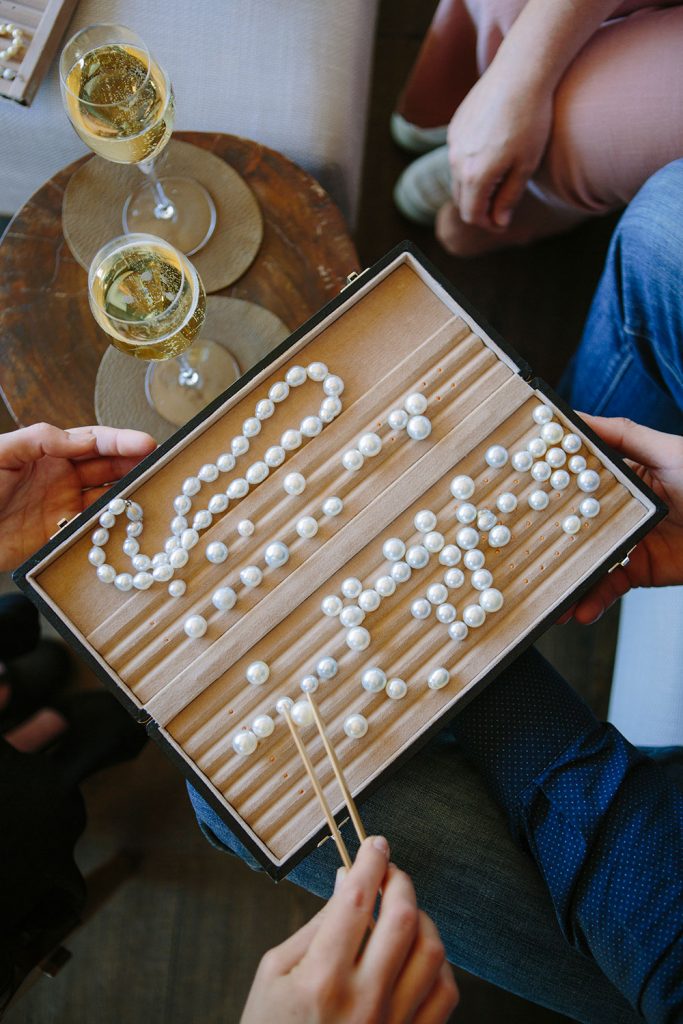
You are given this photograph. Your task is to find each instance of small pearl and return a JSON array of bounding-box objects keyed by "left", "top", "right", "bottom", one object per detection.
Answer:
[
  {"left": 562, "top": 433, "right": 582, "bottom": 454},
  {"left": 463, "top": 549, "right": 485, "bottom": 571},
  {"left": 300, "top": 675, "right": 319, "bottom": 693},
  {"left": 455, "top": 527, "right": 479, "bottom": 550},
  {"left": 578, "top": 469, "right": 600, "bottom": 493},
  {"left": 281, "top": 429, "right": 302, "bottom": 451},
  {"left": 99, "top": 510, "right": 116, "bottom": 529},
  {"left": 436, "top": 603, "right": 456, "bottom": 624},
  {"left": 404, "top": 392, "right": 428, "bottom": 415},
  {"left": 471, "top": 569, "right": 493, "bottom": 591},
  {"left": 322, "top": 594, "right": 343, "bottom": 616},
  {"left": 532, "top": 404, "right": 553, "bottom": 425},
  {"left": 108, "top": 497, "right": 126, "bottom": 515},
  {"left": 242, "top": 417, "right": 261, "bottom": 438},
  {"left": 264, "top": 541, "right": 289, "bottom": 568},
  {"left": 269, "top": 381, "right": 290, "bottom": 403},
  {"left": 237, "top": 519, "right": 255, "bottom": 537},
  {"left": 388, "top": 409, "right": 409, "bottom": 430},
  {"left": 231, "top": 436, "right": 250, "bottom": 457},
  {"left": 181, "top": 528, "right": 199, "bottom": 550},
  {"left": 255, "top": 398, "right": 275, "bottom": 420},
  {"left": 344, "top": 713, "right": 368, "bottom": 739},
  {"left": 88, "top": 547, "right": 106, "bottom": 566},
  {"left": 317, "top": 656, "right": 338, "bottom": 679},
  {"left": 477, "top": 509, "right": 497, "bottom": 532},
  {"left": 426, "top": 583, "right": 448, "bottom": 605},
  {"left": 323, "top": 374, "right": 344, "bottom": 396},
  {"left": 246, "top": 461, "right": 269, "bottom": 485},
  {"left": 264, "top": 446, "right": 286, "bottom": 468},
  {"left": 252, "top": 715, "right": 275, "bottom": 738},
  {"left": 291, "top": 700, "right": 315, "bottom": 727},
  {"left": 170, "top": 548, "right": 189, "bottom": 569},
  {"left": 301, "top": 416, "right": 323, "bottom": 437},
  {"left": 455, "top": 502, "right": 477, "bottom": 524},
  {"left": 340, "top": 605, "right": 365, "bottom": 628},
  {"left": 152, "top": 564, "right": 173, "bottom": 582},
  {"left": 562, "top": 515, "right": 582, "bottom": 536},
  {"left": 528, "top": 490, "right": 549, "bottom": 511},
  {"left": 463, "top": 604, "right": 486, "bottom": 628},
  {"left": 114, "top": 573, "right": 133, "bottom": 591},
  {"left": 341, "top": 577, "right": 362, "bottom": 599},
  {"left": 411, "top": 598, "right": 431, "bottom": 620},
  {"left": 511, "top": 451, "right": 533, "bottom": 472},
  {"left": 127, "top": 521, "right": 144, "bottom": 537},
  {"left": 427, "top": 667, "right": 450, "bottom": 690},
  {"left": 342, "top": 449, "right": 364, "bottom": 472},
  {"left": 439, "top": 545, "right": 461, "bottom": 567},
  {"left": 358, "top": 432, "right": 382, "bottom": 457},
  {"left": 283, "top": 472, "right": 306, "bottom": 495},
  {"left": 580, "top": 497, "right": 600, "bottom": 518},
  {"left": 126, "top": 502, "right": 143, "bottom": 522},
  {"left": 391, "top": 561, "right": 412, "bottom": 583},
  {"left": 169, "top": 580, "right": 186, "bottom": 597},
  {"left": 296, "top": 516, "right": 318, "bottom": 539},
  {"left": 275, "top": 697, "right": 294, "bottom": 715},
  {"left": 407, "top": 415, "right": 432, "bottom": 441},
  {"left": 359, "top": 588, "right": 381, "bottom": 612},
  {"left": 193, "top": 509, "right": 213, "bottom": 530},
  {"left": 322, "top": 496, "right": 343, "bottom": 517},
  {"left": 406, "top": 545, "right": 429, "bottom": 569},
  {"left": 132, "top": 554, "right": 152, "bottom": 571},
  {"left": 375, "top": 575, "right": 396, "bottom": 597},
  {"left": 92, "top": 527, "right": 109, "bottom": 546},
  {"left": 383, "top": 537, "right": 405, "bottom": 561},
  {"left": 546, "top": 447, "right": 566, "bottom": 469},
  {"left": 386, "top": 678, "right": 408, "bottom": 700},
  {"left": 198, "top": 463, "right": 219, "bottom": 482},
  {"left": 527, "top": 437, "right": 547, "bottom": 458},
  {"left": 550, "top": 470, "right": 570, "bottom": 491},
  {"left": 346, "top": 627, "right": 370, "bottom": 651},
  {"left": 448, "top": 621, "right": 469, "bottom": 642},
  {"left": 362, "top": 667, "right": 386, "bottom": 693},
  {"left": 212, "top": 587, "right": 236, "bottom": 611},
  {"left": 488, "top": 525, "right": 511, "bottom": 547},
  {"left": 450, "top": 475, "right": 475, "bottom": 501},
  {"left": 182, "top": 477, "right": 201, "bottom": 496},
  {"left": 479, "top": 588, "right": 504, "bottom": 612},
  {"left": 485, "top": 444, "right": 508, "bottom": 469},
  {"left": 246, "top": 661, "right": 270, "bottom": 685},
  {"left": 206, "top": 541, "right": 228, "bottom": 564},
  {"left": 171, "top": 516, "right": 188, "bottom": 536},
  {"left": 217, "top": 453, "right": 236, "bottom": 473},
  {"left": 414, "top": 509, "right": 437, "bottom": 533},
  {"left": 285, "top": 365, "right": 307, "bottom": 387},
  {"left": 568, "top": 455, "right": 587, "bottom": 474},
  {"left": 240, "top": 565, "right": 263, "bottom": 587},
  {"left": 227, "top": 478, "right": 249, "bottom": 500},
  {"left": 133, "top": 572, "right": 153, "bottom": 590},
  {"left": 496, "top": 492, "right": 518, "bottom": 514},
  {"left": 2, "top": 68, "right": 16, "bottom": 80},
  {"left": 232, "top": 730, "right": 258, "bottom": 756},
  {"left": 444, "top": 568, "right": 465, "bottom": 589},
  {"left": 531, "top": 461, "right": 552, "bottom": 483},
  {"left": 307, "top": 361, "right": 328, "bottom": 381},
  {"left": 423, "top": 531, "right": 445, "bottom": 553},
  {"left": 540, "top": 422, "right": 564, "bottom": 445},
  {"left": 320, "top": 396, "right": 342, "bottom": 422}
]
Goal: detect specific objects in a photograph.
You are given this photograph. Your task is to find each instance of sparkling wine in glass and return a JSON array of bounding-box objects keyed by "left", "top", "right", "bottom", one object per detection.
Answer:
[
  {"left": 60, "top": 24, "right": 216, "bottom": 255},
  {"left": 89, "top": 234, "right": 240, "bottom": 426}
]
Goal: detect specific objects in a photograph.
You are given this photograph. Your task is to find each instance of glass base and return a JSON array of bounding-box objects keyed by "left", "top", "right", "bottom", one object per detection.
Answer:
[
  {"left": 122, "top": 176, "right": 217, "bottom": 256},
  {"left": 145, "top": 341, "right": 240, "bottom": 427}
]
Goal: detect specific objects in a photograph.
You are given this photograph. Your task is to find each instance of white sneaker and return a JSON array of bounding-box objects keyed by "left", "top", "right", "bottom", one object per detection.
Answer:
[
  {"left": 390, "top": 112, "right": 449, "bottom": 154},
  {"left": 393, "top": 146, "right": 452, "bottom": 226}
]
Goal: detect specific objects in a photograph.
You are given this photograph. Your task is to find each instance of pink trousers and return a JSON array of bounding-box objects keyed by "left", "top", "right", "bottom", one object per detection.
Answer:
[{"left": 405, "top": 0, "right": 683, "bottom": 213}]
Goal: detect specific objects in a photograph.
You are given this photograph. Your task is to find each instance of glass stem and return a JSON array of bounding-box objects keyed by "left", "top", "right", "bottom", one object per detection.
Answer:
[
  {"left": 177, "top": 353, "right": 202, "bottom": 390},
  {"left": 138, "top": 158, "right": 176, "bottom": 221}
]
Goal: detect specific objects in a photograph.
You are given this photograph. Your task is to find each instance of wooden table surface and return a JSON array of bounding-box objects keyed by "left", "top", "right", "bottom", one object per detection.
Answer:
[{"left": 0, "top": 131, "right": 359, "bottom": 429}]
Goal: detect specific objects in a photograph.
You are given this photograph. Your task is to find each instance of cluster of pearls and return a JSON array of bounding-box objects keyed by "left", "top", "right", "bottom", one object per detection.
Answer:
[
  {"left": 342, "top": 392, "right": 432, "bottom": 475},
  {"left": 0, "top": 23, "right": 26, "bottom": 78}
]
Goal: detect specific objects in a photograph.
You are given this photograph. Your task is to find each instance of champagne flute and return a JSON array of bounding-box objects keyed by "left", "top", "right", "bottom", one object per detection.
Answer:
[
  {"left": 88, "top": 233, "right": 240, "bottom": 427},
  {"left": 60, "top": 24, "right": 216, "bottom": 255}
]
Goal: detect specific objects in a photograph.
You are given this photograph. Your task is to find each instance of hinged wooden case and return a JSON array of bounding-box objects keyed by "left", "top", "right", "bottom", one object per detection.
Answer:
[{"left": 14, "top": 243, "right": 665, "bottom": 879}]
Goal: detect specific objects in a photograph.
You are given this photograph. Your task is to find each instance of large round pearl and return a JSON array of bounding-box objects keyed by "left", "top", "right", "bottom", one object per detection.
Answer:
[
  {"left": 341, "top": 577, "right": 362, "bottom": 599},
  {"left": 246, "top": 661, "right": 270, "bottom": 685},
  {"left": 237, "top": 519, "right": 255, "bottom": 537},
  {"left": 455, "top": 502, "right": 477, "bottom": 524},
  {"left": 252, "top": 715, "right": 275, "bottom": 738},
  {"left": 291, "top": 700, "right": 315, "bottom": 727},
  {"left": 477, "top": 509, "right": 497, "bottom": 532},
  {"left": 375, "top": 575, "right": 396, "bottom": 597},
  {"left": 321, "top": 595, "right": 343, "bottom": 616},
  {"left": 133, "top": 572, "right": 153, "bottom": 590},
  {"left": 193, "top": 510, "right": 213, "bottom": 530},
  {"left": 246, "top": 461, "right": 269, "bottom": 486},
  {"left": 212, "top": 586, "right": 236, "bottom": 610},
  {"left": 321, "top": 496, "right": 344, "bottom": 517},
  {"left": 496, "top": 492, "right": 518, "bottom": 514},
  {"left": 391, "top": 561, "right": 412, "bottom": 583},
  {"left": 232, "top": 730, "right": 258, "bottom": 756},
  {"left": 275, "top": 696, "right": 294, "bottom": 715},
  {"left": 209, "top": 494, "right": 229, "bottom": 514},
  {"left": 283, "top": 472, "right": 306, "bottom": 495},
  {"left": 439, "top": 544, "right": 461, "bottom": 567},
  {"left": 269, "top": 381, "right": 290, "bottom": 403},
  {"left": 301, "top": 675, "right": 319, "bottom": 693},
  {"left": 578, "top": 469, "right": 600, "bottom": 493},
  {"left": 281, "top": 429, "right": 302, "bottom": 451},
  {"left": 255, "top": 398, "right": 275, "bottom": 419},
  {"left": 152, "top": 564, "right": 173, "bottom": 582},
  {"left": 436, "top": 603, "right": 456, "bottom": 624},
  {"left": 388, "top": 408, "right": 409, "bottom": 430},
  {"left": 414, "top": 509, "right": 437, "bottom": 533},
  {"left": 427, "top": 667, "right": 450, "bottom": 690},
  {"left": 479, "top": 588, "right": 503, "bottom": 612},
  {"left": 527, "top": 437, "right": 547, "bottom": 458},
  {"left": 471, "top": 569, "right": 493, "bottom": 591},
  {"left": 317, "top": 656, "right": 338, "bottom": 679},
  {"left": 406, "top": 415, "right": 432, "bottom": 441},
  {"left": 579, "top": 497, "right": 600, "bottom": 519},
  {"left": 562, "top": 515, "right": 581, "bottom": 536},
  {"left": 531, "top": 461, "right": 552, "bottom": 483},
  {"left": 383, "top": 537, "right": 405, "bottom": 561},
  {"left": 92, "top": 527, "right": 109, "bottom": 546},
  {"left": 240, "top": 565, "right": 263, "bottom": 587},
  {"left": 99, "top": 510, "right": 116, "bottom": 529},
  {"left": 463, "top": 549, "right": 485, "bottom": 571},
  {"left": 182, "top": 476, "right": 201, "bottom": 496},
  {"left": 285, "top": 365, "right": 307, "bottom": 387},
  {"left": 88, "top": 547, "right": 106, "bottom": 567},
  {"left": 360, "top": 586, "right": 382, "bottom": 609},
  {"left": 528, "top": 490, "right": 549, "bottom": 511},
  {"left": 198, "top": 463, "right": 220, "bottom": 482},
  {"left": 455, "top": 527, "right": 479, "bottom": 550},
  {"left": 264, "top": 446, "right": 286, "bottom": 468},
  {"left": 444, "top": 568, "right": 465, "bottom": 589},
  {"left": 386, "top": 678, "right": 407, "bottom": 700},
  {"left": 114, "top": 573, "right": 134, "bottom": 591},
  {"left": 184, "top": 614, "right": 207, "bottom": 639},
  {"left": 426, "top": 583, "right": 448, "bottom": 605},
  {"left": 346, "top": 627, "right": 370, "bottom": 651},
  {"left": 562, "top": 433, "right": 582, "bottom": 454},
  {"left": 485, "top": 444, "right": 508, "bottom": 469},
  {"left": 358, "top": 432, "right": 382, "bottom": 457},
  {"left": 227, "top": 479, "right": 249, "bottom": 500},
  {"left": 340, "top": 605, "right": 365, "bottom": 628},
  {"left": 511, "top": 450, "right": 533, "bottom": 472},
  {"left": 463, "top": 604, "right": 486, "bottom": 628},
  {"left": 404, "top": 392, "right": 428, "bottom": 415},
  {"left": 296, "top": 516, "right": 319, "bottom": 539},
  {"left": 406, "top": 545, "right": 429, "bottom": 569},
  {"left": 241, "top": 417, "right": 261, "bottom": 439},
  {"left": 488, "top": 525, "right": 511, "bottom": 548},
  {"left": 323, "top": 374, "right": 345, "bottom": 396},
  {"left": 450, "top": 475, "right": 475, "bottom": 501},
  {"left": 568, "top": 455, "right": 587, "bottom": 474},
  {"left": 206, "top": 541, "right": 228, "bottom": 564},
  {"left": 342, "top": 449, "right": 364, "bottom": 472},
  {"left": 540, "top": 421, "right": 564, "bottom": 445},
  {"left": 362, "top": 667, "right": 387, "bottom": 693},
  {"left": 344, "top": 713, "right": 368, "bottom": 739},
  {"left": 169, "top": 580, "right": 186, "bottom": 597},
  {"left": 170, "top": 548, "right": 189, "bottom": 569},
  {"left": 301, "top": 415, "right": 323, "bottom": 437},
  {"left": 448, "top": 621, "right": 469, "bottom": 642},
  {"left": 546, "top": 447, "right": 566, "bottom": 469},
  {"left": 320, "top": 396, "right": 342, "bottom": 422},
  {"left": 550, "top": 470, "right": 570, "bottom": 491},
  {"left": 307, "top": 361, "right": 328, "bottom": 381},
  {"left": 423, "top": 531, "right": 444, "bottom": 554},
  {"left": 411, "top": 598, "right": 431, "bottom": 620},
  {"left": 108, "top": 497, "right": 126, "bottom": 515},
  {"left": 181, "top": 528, "right": 199, "bottom": 550},
  {"left": 264, "top": 541, "right": 289, "bottom": 568},
  {"left": 217, "top": 453, "right": 236, "bottom": 473},
  {"left": 532, "top": 404, "right": 553, "bottom": 426}
]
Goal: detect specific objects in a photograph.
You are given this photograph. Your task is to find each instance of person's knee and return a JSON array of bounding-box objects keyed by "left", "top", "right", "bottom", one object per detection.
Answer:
[{"left": 616, "top": 160, "right": 683, "bottom": 261}]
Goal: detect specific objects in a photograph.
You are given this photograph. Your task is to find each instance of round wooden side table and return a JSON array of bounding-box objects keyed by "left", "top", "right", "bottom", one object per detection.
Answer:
[{"left": 0, "top": 131, "right": 359, "bottom": 428}]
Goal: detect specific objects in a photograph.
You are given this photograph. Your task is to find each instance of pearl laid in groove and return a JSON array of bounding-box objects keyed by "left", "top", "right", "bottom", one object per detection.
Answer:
[
  {"left": 531, "top": 461, "right": 552, "bottom": 483},
  {"left": 511, "top": 450, "right": 533, "bottom": 472},
  {"left": 404, "top": 392, "right": 428, "bottom": 415},
  {"left": 448, "top": 621, "right": 469, "bottom": 642},
  {"left": 471, "top": 569, "right": 493, "bottom": 591},
  {"left": 169, "top": 580, "right": 186, "bottom": 597},
  {"left": 456, "top": 527, "right": 479, "bottom": 550},
  {"left": 550, "top": 470, "right": 570, "bottom": 491},
  {"left": 291, "top": 700, "right": 315, "bottom": 727},
  {"left": 264, "top": 541, "right": 289, "bottom": 568},
  {"left": 386, "top": 678, "right": 407, "bottom": 700},
  {"left": 340, "top": 605, "right": 365, "bottom": 628},
  {"left": 463, "top": 549, "right": 485, "bottom": 571},
  {"left": 252, "top": 715, "right": 275, "bottom": 738},
  {"left": 427, "top": 667, "right": 450, "bottom": 690},
  {"left": 488, "top": 525, "right": 511, "bottom": 548},
  {"left": 382, "top": 537, "right": 405, "bottom": 562},
  {"left": 362, "top": 667, "right": 386, "bottom": 693},
  {"left": 341, "top": 577, "right": 362, "bottom": 599},
  {"left": 359, "top": 588, "right": 381, "bottom": 612},
  {"left": 527, "top": 437, "right": 547, "bottom": 458},
  {"left": 562, "top": 515, "right": 581, "bottom": 536},
  {"left": 388, "top": 409, "right": 409, "bottom": 430},
  {"left": 317, "top": 656, "right": 338, "bottom": 679},
  {"left": 414, "top": 509, "right": 437, "bottom": 533},
  {"left": 578, "top": 469, "right": 600, "bottom": 493},
  {"left": 358, "top": 432, "right": 382, "bottom": 457},
  {"left": 477, "top": 509, "right": 498, "bottom": 532},
  {"left": 206, "top": 541, "right": 228, "bottom": 564},
  {"left": 346, "top": 627, "right": 370, "bottom": 651},
  {"left": 406, "top": 415, "right": 432, "bottom": 441},
  {"left": 423, "top": 531, "right": 445, "bottom": 553},
  {"left": 528, "top": 490, "right": 549, "bottom": 511},
  {"left": 296, "top": 516, "right": 318, "bottom": 539},
  {"left": 240, "top": 565, "right": 263, "bottom": 588},
  {"left": 212, "top": 587, "right": 236, "bottom": 611},
  {"left": 436, "top": 603, "right": 456, "bottom": 624},
  {"left": 246, "top": 661, "right": 270, "bottom": 685},
  {"left": 237, "top": 519, "right": 255, "bottom": 537},
  {"left": 343, "top": 713, "right": 369, "bottom": 740},
  {"left": 184, "top": 615, "right": 207, "bottom": 638},
  {"left": 568, "top": 455, "right": 587, "bottom": 474},
  {"left": 321, "top": 595, "right": 343, "bottom": 616},
  {"left": 411, "top": 598, "right": 431, "bottom": 620},
  {"left": 322, "top": 496, "right": 343, "bottom": 517},
  {"left": 579, "top": 497, "right": 600, "bottom": 518},
  {"left": 342, "top": 449, "right": 364, "bottom": 472},
  {"left": 444, "top": 568, "right": 465, "bottom": 589},
  {"left": 455, "top": 502, "right": 477, "bottom": 524},
  {"left": 406, "top": 545, "right": 429, "bottom": 569},
  {"left": 375, "top": 575, "right": 396, "bottom": 597},
  {"left": 426, "top": 583, "right": 448, "bottom": 605},
  {"left": 232, "top": 730, "right": 258, "bottom": 756},
  {"left": 390, "top": 562, "right": 412, "bottom": 583},
  {"left": 496, "top": 492, "right": 518, "bottom": 514},
  {"left": 479, "top": 588, "right": 504, "bottom": 612},
  {"left": 546, "top": 447, "right": 566, "bottom": 469},
  {"left": 463, "top": 605, "right": 486, "bottom": 628},
  {"left": 300, "top": 675, "right": 319, "bottom": 693},
  {"left": 485, "top": 444, "right": 508, "bottom": 469},
  {"left": 562, "top": 433, "right": 582, "bottom": 454},
  {"left": 450, "top": 475, "right": 475, "bottom": 500},
  {"left": 275, "top": 697, "right": 294, "bottom": 715},
  {"left": 283, "top": 471, "right": 306, "bottom": 495},
  {"left": 532, "top": 404, "right": 553, "bottom": 425},
  {"left": 540, "top": 422, "right": 564, "bottom": 445},
  {"left": 440, "top": 545, "right": 461, "bottom": 567}
]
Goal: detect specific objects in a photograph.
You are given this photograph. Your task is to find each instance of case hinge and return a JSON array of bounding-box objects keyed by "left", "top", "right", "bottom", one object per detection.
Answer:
[
  {"left": 341, "top": 269, "right": 369, "bottom": 292},
  {"left": 49, "top": 515, "right": 78, "bottom": 539},
  {"left": 608, "top": 544, "right": 637, "bottom": 573}
]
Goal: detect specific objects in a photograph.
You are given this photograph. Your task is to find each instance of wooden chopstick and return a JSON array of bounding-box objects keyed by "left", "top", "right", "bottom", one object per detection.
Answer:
[{"left": 306, "top": 691, "right": 367, "bottom": 845}]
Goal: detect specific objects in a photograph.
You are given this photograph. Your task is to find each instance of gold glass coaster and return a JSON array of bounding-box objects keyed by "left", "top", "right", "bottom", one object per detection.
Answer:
[
  {"left": 63, "top": 140, "right": 263, "bottom": 293},
  {"left": 94, "top": 295, "right": 290, "bottom": 441}
]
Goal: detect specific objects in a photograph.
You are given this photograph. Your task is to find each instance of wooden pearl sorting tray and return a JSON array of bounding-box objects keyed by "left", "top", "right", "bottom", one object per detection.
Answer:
[{"left": 14, "top": 243, "right": 665, "bottom": 879}]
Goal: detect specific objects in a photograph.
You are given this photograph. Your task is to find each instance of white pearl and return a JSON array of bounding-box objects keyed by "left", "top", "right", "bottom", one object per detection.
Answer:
[
  {"left": 406, "top": 545, "right": 429, "bottom": 569},
  {"left": 212, "top": 586, "right": 236, "bottom": 611},
  {"left": 323, "top": 374, "right": 344, "bottom": 396},
  {"left": 346, "top": 627, "right": 370, "bottom": 651},
  {"left": 531, "top": 461, "right": 552, "bottom": 483},
  {"left": 127, "top": 521, "right": 144, "bottom": 537},
  {"left": 307, "top": 361, "right": 328, "bottom": 381},
  {"left": 232, "top": 730, "right": 257, "bottom": 756},
  {"left": 99, "top": 510, "right": 116, "bottom": 529},
  {"left": 341, "top": 577, "right": 362, "bottom": 599},
  {"left": 246, "top": 461, "right": 269, "bottom": 486},
  {"left": 169, "top": 580, "right": 186, "bottom": 598},
  {"left": 152, "top": 564, "right": 173, "bottom": 582},
  {"left": 550, "top": 470, "right": 570, "bottom": 491},
  {"left": 404, "top": 392, "right": 428, "bottom": 415},
  {"left": 227, "top": 478, "right": 249, "bottom": 500},
  {"left": 320, "top": 396, "right": 342, "bottom": 422},
  {"left": 362, "top": 667, "right": 386, "bottom": 693},
  {"left": 264, "top": 541, "right": 289, "bottom": 568},
  {"left": 152, "top": 552, "right": 169, "bottom": 566},
  {"left": 479, "top": 588, "right": 504, "bottom": 613},
  {"left": 126, "top": 502, "right": 143, "bottom": 522},
  {"left": 252, "top": 715, "right": 275, "bottom": 738},
  {"left": 496, "top": 492, "right": 518, "bottom": 514},
  {"left": 317, "top": 656, "right": 338, "bottom": 679},
  {"left": 426, "top": 583, "right": 448, "bottom": 605},
  {"left": 133, "top": 572, "right": 153, "bottom": 590},
  {"left": 527, "top": 437, "right": 547, "bottom": 458},
  {"left": 463, "top": 604, "right": 486, "bottom": 628},
  {"left": 281, "top": 429, "right": 302, "bottom": 451},
  {"left": 132, "top": 554, "right": 152, "bottom": 571},
  {"left": 255, "top": 398, "right": 275, "bottom": 420},
  {"left": 423, "top": 531, "right": 445, "bottom": 553},
  {"left": 578, "top": 469, "right": 600, "bottom": 493},
  {"left": 114, "top": 573, "right": 133, "bottom": 591},
  {"left": 342, "top": 449, "right": 364, "bottom": 472},
  {"left": 375, "top": 575, "right": 396, "bottom": 597},
  {"left": 344, "top": 713, "right": 368, "bottom": 739},
  {"left": 246, "top": 660, "right": 270, "bottom": 685},
  {"left": 511, "top": 450, "right": 533, "bottom": 472},
  {"left": 242, "top": 417, "right": 261, "bottom": 438},
  {"left": 269, "top": 381, "right": 290, "bottom": 403},
  {"left": 264, "top": 446, "right": 286, "bottom": 468},
  {"left": 301, "top": 415, "right": 323, "bottom": 437},
  {"left": 237, "top": 519, "right": 254, "bottom": 537},
  {"left": 275, "top": 697, "right": 294, "bottom": 715},
  {"left": 386, "top": 678, "right": 407, "bottom": 700},
  {"left": 439, "top": 545, "right": 461, "bottom": 567},
  {"left": 407, "top": 415, "right": 432, "bottom": 441},
  {"left": 427, "top": 667, "right": 450, "bottom": 690},
  {"left": 358, "top": 432, "right": 382, "bottom": 457},
  {"left": 322, "top": 496, "right": 343, "bottom": 517},
  {"left": 532, "top": 404, "right": 553, "bottom": 425},
  {"left": 456, "top": 527, "right": 479, "bottom": 550},
  {"left": 296, "top": 516, "right": 318, "bottom": 539},
  {"left": 240, "top": 565, "right": 263, "bottom": 588},
  {"left": 92, "top": 527, "right": 109, "bottom": 546},
  {"left": 88, "top": 547, "right": 106, "bottom": 567},
  {"left": 546, "top": 447, "right": 566, "bottom": 469},
  {"left": 456, "top": 502, "right": 477, "bottom": 524},
  {"left": 414, "top": 509, "right": 437, "bottom": 533},
  {"left": 411, "top": 598, "right": 431, "bottom": 620},
  {"left": 579, "top": 497, "right": 600, "bottom": 519},
  {"left": 528, "top": 489, "right": 549, "bottom": 511},
  {"left": 198, "top": 463, "right": 219, "bottom": 482},
  {"left": 231, "top": 436, "right": 250, "bottom": 457},
  {"left": 321, "top": 595, "right": 343, "bottom": 616},
  {"left": 485, "top": 444, "right": 508, "bottom": 469},
  {"left": 300, "top": 675, "right": 319, "bottom": 693},
  {"left": 562, "top": 433, "right": 582, "bottom": 454},
  {"left": 388, "top": 409, "right": 409, "bottom": 430},
  {"left": 291, "top": 700, "right": 315, "bottom": 727},
  {"left": 359, "top": 588, "right": 381, "bottom": 612},
  {"left": 477, "top": 509, "right": 497, "bottom": 532},
  {"left": 488, "top": 525, "right": 511, "bottom": 547},
  {"left": 471, "top": 569, "right": 493, "bottom": 591},
  {"left": 285, "top": 365, "right": 307, "bottom": 387},
  {"left": 448, "top": 621, "right": 469, "bottom": 642},
  {"left": 170, "top": 516, "right": 188, "bottom": 536},
  {"left": 562, "top": 515, "right": 582, "bottom": 536},
  {"left": 383, "top": 537, "right": 405, "bottom": 561},
  {"left": 170, "top": 548, "right": 189, "bottom": 569},
  {"left": 340, "top": 605, "right": 365, "bottom": 628},
  {"left": 444, "top": 568, "right": 465, "bottom": 589},
  {"left": 540, "top": 422, "right": 564, "bottom": 445},
  {"left": 463, "top": 549, "right": 485, "bottom": 571},
  {"left": 436, "top": 603, "right": 456, "bottom": 624},
  {"left": 193, "top": 510, "right": 213, "bottom": 530},
  {"left": 181, "top": 528, "right": 199, "bottom": 550},
  {"left": 391, "top": 561, "right": 412, "bottom": 583},
  {"left": 108, "top": 497, "right": 126, "bottom": 515},
  {"left": 450, "top": 475, "right": 475, "bottom": 501},
  {"left": 568, "top": 455, "right": 587, "bottom": 474},
  {"left": 182, "top": 477, "right": 201, "bottom": 496},
  {"left": 217, "top": 453, "right": 236, "bottom": 473},
  {"left": 283, "top": 472, "right": 306, "bottom": 495},
  {"left": 206, "top": 541, "right": 228, "bottom": 564}
]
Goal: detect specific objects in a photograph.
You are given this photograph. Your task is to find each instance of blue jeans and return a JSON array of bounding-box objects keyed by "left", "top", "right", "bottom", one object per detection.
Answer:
[{"left": 190, "top": 160, "right": 683, "bottom": 1023}]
